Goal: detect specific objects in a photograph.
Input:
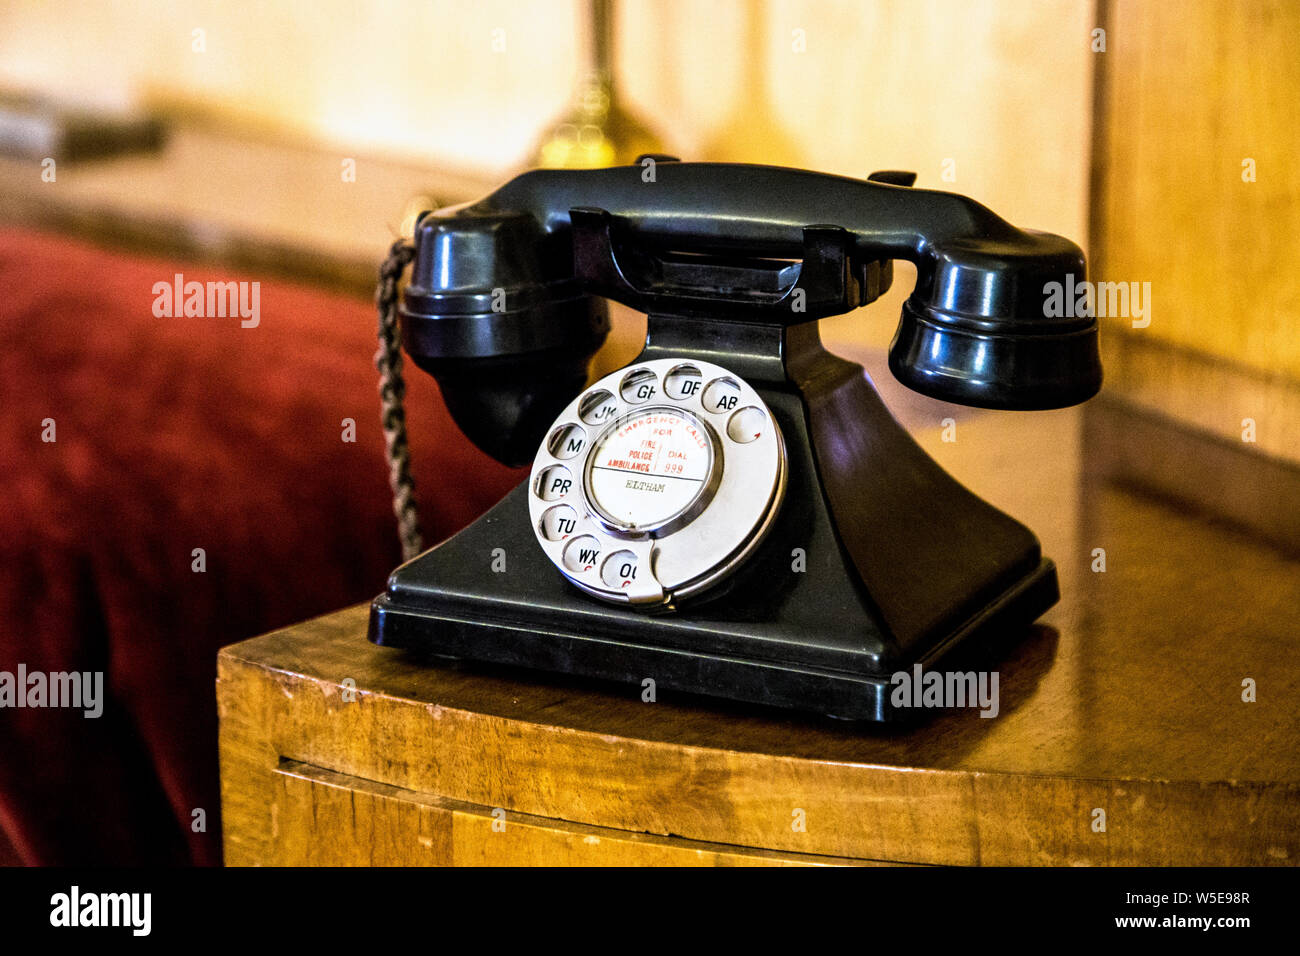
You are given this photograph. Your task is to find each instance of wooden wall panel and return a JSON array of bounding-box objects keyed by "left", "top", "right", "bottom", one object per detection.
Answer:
[{"left": 1093, "top": 0, "right": 1300, "bottom": 379}]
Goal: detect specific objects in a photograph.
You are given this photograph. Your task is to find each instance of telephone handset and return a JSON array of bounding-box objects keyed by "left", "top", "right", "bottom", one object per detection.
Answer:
[{"left": 370, "top": 159, "right": 1100, "bottom": 721}]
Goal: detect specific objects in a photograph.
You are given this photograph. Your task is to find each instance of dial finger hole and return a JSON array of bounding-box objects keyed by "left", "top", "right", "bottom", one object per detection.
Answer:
[
  {"left": 562, "top": 535, "right": 602, "bottom": 574},
  {"left": 600, "top": 550, "right": 640, "bottom": 590},
  {"left": 620, "top": 368, "right": 659, "bottom": 404},
  {"left": 702, "top": 376, "right": 742, "bottom": 414},
  {"left": 663, "top": 364, "right": 703, "bottom": 401},
  {"left": 726, "top": 406, "right": 767, "bottom": 444},
  {"left": 579, "top": 389, "right": 618, "bottom": 425},
  {"left": 535, "top": 464, "right": 573, "bottom": 501},
  {"left": 547, "top": 422, "right": 587, "bottom": 459},
  {"left": 539, "top": 505, "right": 579, "bottom": 541}
]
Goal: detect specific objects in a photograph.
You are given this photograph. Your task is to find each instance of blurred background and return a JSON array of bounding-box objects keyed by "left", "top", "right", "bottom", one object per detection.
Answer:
[
  {"left": 4, "top": 0, "right": 1295, "bottom": 417},
  {"left": 0, "top": 0, "right": 1296, "bottom": 865},
  {"left": 0, "top": 0, "right": 1096, "bottom": 355}
]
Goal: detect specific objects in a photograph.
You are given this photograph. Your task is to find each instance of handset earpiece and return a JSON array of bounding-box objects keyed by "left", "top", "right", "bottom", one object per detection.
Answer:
[
  {"left": 889, "top": 231, "right": 1102, "bottom": 410},
  {"left": 400, "top": 208, "right": 609, "bottom": 466}
]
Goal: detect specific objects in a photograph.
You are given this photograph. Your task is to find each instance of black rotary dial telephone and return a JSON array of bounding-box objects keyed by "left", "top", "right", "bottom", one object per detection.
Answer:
[{"left": 368, "top": 159, "right": 1100, "bottom": 721}]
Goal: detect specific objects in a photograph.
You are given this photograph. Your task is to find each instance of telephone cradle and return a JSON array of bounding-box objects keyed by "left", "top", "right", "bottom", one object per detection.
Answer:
[{"left": 367, "top": 161, "right": 1101, "bottom": 722}]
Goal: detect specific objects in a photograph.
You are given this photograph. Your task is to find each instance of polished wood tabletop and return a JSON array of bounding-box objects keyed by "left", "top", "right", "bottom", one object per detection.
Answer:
[{"left": 219, "top": 347, "right": 1300, "bottom": 866}]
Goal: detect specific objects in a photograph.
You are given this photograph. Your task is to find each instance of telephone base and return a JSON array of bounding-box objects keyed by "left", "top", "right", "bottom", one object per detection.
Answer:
[
  {"left": 371, "top": 324, "right": 1061, "bottom": 723},
  {"left": 369, "top": 550, "right": 1055, "bottom": 722}
]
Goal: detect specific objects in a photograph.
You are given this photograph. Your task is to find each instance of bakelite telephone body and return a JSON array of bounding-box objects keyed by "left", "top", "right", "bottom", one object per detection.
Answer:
[{"left": 368, "top": 161, "right": 1101, "bottom": 721}]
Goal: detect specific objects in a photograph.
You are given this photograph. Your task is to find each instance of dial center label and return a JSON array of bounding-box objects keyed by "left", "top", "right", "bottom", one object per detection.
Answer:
[{"left": 587, "top": 409, "right": 712, "bottom": 528}]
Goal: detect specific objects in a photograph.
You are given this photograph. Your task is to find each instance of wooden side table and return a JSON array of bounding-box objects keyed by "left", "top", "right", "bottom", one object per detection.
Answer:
[{"left": 217, "top": 394, "right": 1300, "bottom": 866}]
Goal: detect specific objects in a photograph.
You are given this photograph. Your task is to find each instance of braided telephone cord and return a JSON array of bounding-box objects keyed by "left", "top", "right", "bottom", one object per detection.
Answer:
[{"left": 375, "top": 238, "right": 424, "bottom": 560}]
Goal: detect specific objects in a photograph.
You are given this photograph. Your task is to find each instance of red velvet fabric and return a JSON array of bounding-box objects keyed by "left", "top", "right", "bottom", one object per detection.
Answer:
[{"left": 0, "top": 228, "right": 523, "bottom": 864}]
